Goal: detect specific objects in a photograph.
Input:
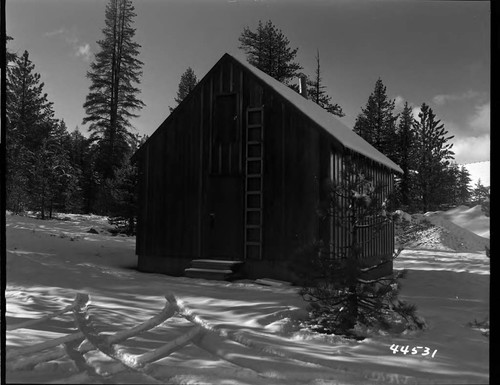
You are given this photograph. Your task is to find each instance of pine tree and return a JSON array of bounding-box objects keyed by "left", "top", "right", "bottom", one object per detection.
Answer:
[
  {"left": 107, "top": 134, "right": 144, "bottom": 234},
  {"left": 66, "top": 128, "right": 97, "bottom": 213},
  {"left": 353, "top": 79, "right": 399, "bottom": 162},
  {"left": 6, "top": 48, "right": 77, "bottom": 217},
  {"left": 470, "top": 179, "right": 490, "bottom": 218},
  {"left": 107, "top": 163, "right": 138, "bottom": 235},
  {"left": 471, "top": 179, "right": 489, "bottom": 206},
  {"left": 457, "top": 165, "right": 472, "bottom": 205},
  {"left": 307, "top": 50, "right": 344, "bottom": 117},
  {"left": 412, "top": 103, "right": 454, "bottom": 212},
  {"left": 82, "top": 0, "right": 145, "bottom": 181},
  {"left": 238, "top": 20, "right": 302, "bottom": 86},
  {"left": 440, "top": 162, "right": 461, "bottom": 209},
  {"left": 6, "top": 35, "right": 17, "bottom": 64},
  {"left": 27, "top": 123, "right": 73, "bottom": 219},
  {"left": 6, "top": 50, "right": 56, "bottom": 213},
  {"left": 169, "top": 67, "right": 198, "bottom": 112},
  {"left": 6, "top": 50, "right": 55, "bottom": 149},
  {"left": 394, "top": 102, "right": 415, "bottom": 208},
  {"left": 46, "top": 120, "right": 79, "bottom": 216},
  {"left": 293, "top": 160, "right": 424, "bottom": 337}
]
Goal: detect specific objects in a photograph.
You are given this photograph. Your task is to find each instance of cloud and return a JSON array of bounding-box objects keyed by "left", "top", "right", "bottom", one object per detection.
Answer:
[
  {"left": 432, "top": 90, "right": 480, "bottom": 106},
  {"left": 440, "top": 101, "right": 490, "bottom": 138},
  {"left": 462, "top": 161, "right": 490, "bottom": 187},
  {"left": 65, "top": 36, "right": 79, "bottom": 46},
  {"left": 72, "top": 40, "right": 93, "bottom": 61},
  {"left": 76, "top": 43, "right": 92, "bottom": 62},
  {"left": 441, "top": 120, "right": 461, "bottom": 136},
  {"left": 404, "top": 96, "right": 490, "bottom": 165},
  {"left": 441, "top": 115, "right": 489, "bottom": 163},
  {"left": 451, "top": 134, "right": 490, "bottom": 164},
  {"left": 45, "top": 26, "right": 92, "bottom": 62},
  {"left": 45, "top": 28, "right": 65, "bottom": 37},
  {"left": 393, "top": 95, "right": 405, "bottom": 109},
  {"left": 468, "top": 102, "right": 489, "bottom": 133},
  {"left": 411, "top": 106, "right": 421, "bottom": 120},
  {"left": 412, "top": 115, "right": 489, "bottom": 164}
]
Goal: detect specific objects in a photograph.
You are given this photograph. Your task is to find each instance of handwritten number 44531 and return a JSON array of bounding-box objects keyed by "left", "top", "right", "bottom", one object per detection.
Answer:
[{"left": 390, "top": 344, "right": 437, "bottom": 358}]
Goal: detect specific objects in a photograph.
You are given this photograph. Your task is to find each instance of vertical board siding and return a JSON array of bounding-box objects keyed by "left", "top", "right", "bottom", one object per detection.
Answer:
[
  {"left": 208, "top": 78, "right": 213, "bottom": 173},
  {"left": 260, "top": 94, "right": 285, "bottom": 260},
  {"left": 238, "top": 69, "right": 244, "bottom": 173},
  {"left": 201, "top": 81, "right": 212, "bottom": 258},
  {"left": 280, "top": 109, "right": 321, "bottom": 258},
  {"left": 198, "top": 85, "right": 204, "bottom": 258},
  {"left": 229, "top": 62, "right": 234, "bottom": 93},
  {"left": 327, "top": 150, "right": 394, "bottom": 262},
  {"left": 248, "top": 78, "right": 263, "bottom": 108},
  {"left": 210, "top": 93, "right": 239, "bottom": 175},
  {"left": 135, "top": 55, "right": 395, "bottom": 277},
  {"left": 138, "top": 92, "right": 202, "bottom": 258}
]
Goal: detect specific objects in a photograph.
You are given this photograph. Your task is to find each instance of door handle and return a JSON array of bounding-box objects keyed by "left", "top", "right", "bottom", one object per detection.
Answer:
[{"left": 210, "top": 213, "right": 216, "bottom": 228}]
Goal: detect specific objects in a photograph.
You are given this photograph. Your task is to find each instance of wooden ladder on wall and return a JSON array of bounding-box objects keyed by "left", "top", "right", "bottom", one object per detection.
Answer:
[{"left": 244, "top": 107, "right": 264, "bottom": 260}]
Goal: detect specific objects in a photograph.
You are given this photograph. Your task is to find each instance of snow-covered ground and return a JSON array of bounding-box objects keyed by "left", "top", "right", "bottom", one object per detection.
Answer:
[{"left": 5, "top": 206, "right": 490, "bottom": 384}]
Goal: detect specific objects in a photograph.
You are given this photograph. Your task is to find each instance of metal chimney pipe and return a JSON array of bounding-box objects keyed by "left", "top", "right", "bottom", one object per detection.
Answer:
[{"left": 298, "top": 75, "right": 308, "bottom": 99}]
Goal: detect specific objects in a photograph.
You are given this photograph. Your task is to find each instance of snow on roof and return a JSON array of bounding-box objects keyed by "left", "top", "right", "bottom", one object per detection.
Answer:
[{"left": 228, "top": 53, "right": 403, "bottom": 173}]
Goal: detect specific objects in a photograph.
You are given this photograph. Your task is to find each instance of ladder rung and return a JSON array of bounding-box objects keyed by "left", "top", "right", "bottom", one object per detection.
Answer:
[{"left": 246, "top": 107, "right": 264, "bottom": 262}]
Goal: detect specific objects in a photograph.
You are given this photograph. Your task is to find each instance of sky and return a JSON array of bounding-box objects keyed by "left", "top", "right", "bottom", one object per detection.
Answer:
[{"left": 6, "top": 0, "right": 490, "bottom": 166}]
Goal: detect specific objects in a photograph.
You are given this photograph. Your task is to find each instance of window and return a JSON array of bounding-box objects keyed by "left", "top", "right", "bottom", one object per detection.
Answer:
[{"left": 211, "top": 94, "right": 240, "bottom": 175}]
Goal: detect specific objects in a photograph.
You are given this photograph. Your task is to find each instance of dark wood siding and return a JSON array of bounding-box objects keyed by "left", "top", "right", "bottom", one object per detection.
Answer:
[
  {"left": 326, "top": 150, "right": 395, "bottom": 265},
  {"left": 281, "top": 107, "right": 321, "bottom": 259},
  {"left": 136, "top": 88, "right": 203, "bottom": 259},
  {"left": 260, "top": 95, "right": 285, "bottom": 260},
  {"left": 210, "top": 93, "right": 239, "bottom": 175},
  {"left": 135, "top": 54, "right": 396, "bottom": 279}
]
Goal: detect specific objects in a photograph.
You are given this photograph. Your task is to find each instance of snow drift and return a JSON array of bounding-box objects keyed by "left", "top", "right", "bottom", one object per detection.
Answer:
[
  {"left": 5, "top": 208, "right": 490, "bottom": 384},
  {"left": 398, "top": 205, "right": 489, "bottom": 252}
]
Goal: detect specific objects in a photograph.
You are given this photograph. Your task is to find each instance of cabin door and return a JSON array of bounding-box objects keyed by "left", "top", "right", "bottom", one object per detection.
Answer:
[
  {"left": 207, "top": 177, "right": 243, "bottom": 259},
  {"left": 205, "top": 93, "right": 243, "bottom": 260}
]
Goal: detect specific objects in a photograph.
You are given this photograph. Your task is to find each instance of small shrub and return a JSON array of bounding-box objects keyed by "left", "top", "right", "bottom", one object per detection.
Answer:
[
  {"left": 295, "top": 244, "right": 426, "bottom": 338},
  {"left": 295, "top": 159, "right": 425, "bottom": 339}
]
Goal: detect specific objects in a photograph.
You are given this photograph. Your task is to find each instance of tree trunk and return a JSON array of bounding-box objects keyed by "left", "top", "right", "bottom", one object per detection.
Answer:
[
  {"left": 40, "top": 195, "right": 45, "bottom": 220},
  {"left": 345, "top": 287, "right": 358, "bottom": 330},
  {"left": 128, "top": 215, "right": 134, "bottom": 235}
]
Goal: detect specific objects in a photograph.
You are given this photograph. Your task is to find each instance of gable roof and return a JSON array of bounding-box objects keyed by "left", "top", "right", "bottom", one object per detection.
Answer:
[
  {"left": 134, "top": 52, "right": 402, "bottom": 174},
  {"left": 227, "top": 53, "right": 402, "bottom": 173}
]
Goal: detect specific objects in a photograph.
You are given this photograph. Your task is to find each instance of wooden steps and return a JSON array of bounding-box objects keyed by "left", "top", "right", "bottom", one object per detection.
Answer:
[
  {"left": 254, "top": 278, "right": 292, "bottom": 287},
  {"left": 185, "top": 259, "right": 244, "bottom": 281}
]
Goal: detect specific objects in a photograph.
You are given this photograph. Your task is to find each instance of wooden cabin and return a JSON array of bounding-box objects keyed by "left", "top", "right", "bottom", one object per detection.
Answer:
[{"left": 132, "top": 53, "right": 403, "bottom": 282}]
